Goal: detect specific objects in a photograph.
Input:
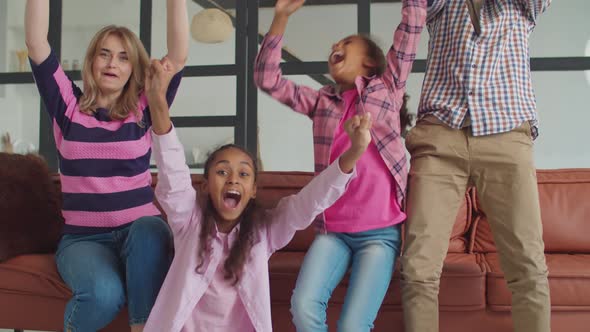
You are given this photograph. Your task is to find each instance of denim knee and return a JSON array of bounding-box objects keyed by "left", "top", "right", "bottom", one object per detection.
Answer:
[
  {"left": 337, "top": 314, "right": 373, "bottom": 332},
  {"left": 127, "top": 216, "right": 172, "bottom": 252},
  {"left": 90, "top": 278, "right": 126, "bottom": 314},
  {"left": 129, "top": 216, "right": 171, "bottom": 240},
  {"left": 291, "top": 288, "right": 325, "bottom": 329},
  {"left": 66, "top": 277, "right": 125, "bottom": 330}
]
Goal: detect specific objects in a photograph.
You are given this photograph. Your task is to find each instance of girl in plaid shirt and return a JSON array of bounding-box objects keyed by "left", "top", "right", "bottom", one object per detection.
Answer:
[{"left": 255, "top": 0, "right": 426, "bottom": 330}]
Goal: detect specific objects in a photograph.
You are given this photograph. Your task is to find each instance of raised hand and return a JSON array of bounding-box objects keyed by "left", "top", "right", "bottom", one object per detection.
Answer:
[
  {"left": 145, "top": 58, "right": 175, "bottom": 135},
  {"left": 275, "top": 0, "right": 305, "bottom": 17},
  {"left": 344, "top": 113, "right": 373, "bottom": 153},
  {"left": 145, "top": 58, "right": 175, "bottom": 107},
  {"left": 338, "top": 113, "right": 372, "bottom": 173}
]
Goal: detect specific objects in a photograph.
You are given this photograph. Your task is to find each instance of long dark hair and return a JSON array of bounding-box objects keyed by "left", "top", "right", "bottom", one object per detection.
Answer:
[
  {"left": 357, "top": 34, "right": 414, "bottom": 136},
  {"left": 195, "top": 144, "right": 265, "bottom": 284}
]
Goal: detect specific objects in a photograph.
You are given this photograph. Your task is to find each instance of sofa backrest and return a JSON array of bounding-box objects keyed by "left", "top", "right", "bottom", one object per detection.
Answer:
[
  {"left": 50, "top": 170, "right": 473, "bottom": 253},
  {"left": 157, "top": 171, "right": 473, "bottom": 253},
  {"left": 472, "top": 169, "right": 590, "bottom": 253}
]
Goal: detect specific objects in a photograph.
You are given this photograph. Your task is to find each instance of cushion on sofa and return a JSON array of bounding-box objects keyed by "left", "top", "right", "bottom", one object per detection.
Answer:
[
  {"left": 256, "top": 173, "right": 473, "bottom": 253},
  {"left": 447, "top": 188, "right": 473, "bottom": 253},
  {"left": 0, "top": 153, "right": 64, "bottom": 262},
  {"left": 484, "top": 253, "right": 590, "bottom": 310},
  {"left": 0, "top": 254, "right": 70, "bottom": 299},
  {"left": 152, "top": 171, "right": 474, "bottom": 253},
  {"left": 472, "top": 169, "right": 590, "bottom": 253}
]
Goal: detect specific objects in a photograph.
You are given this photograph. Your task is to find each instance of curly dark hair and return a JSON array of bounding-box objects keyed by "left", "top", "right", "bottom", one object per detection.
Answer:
[
  {"left": 195, "top": 144, "right": 266, "bottom": 285},
  {"left": 357, "top": 34, "right": 414, "bottom": 136}
]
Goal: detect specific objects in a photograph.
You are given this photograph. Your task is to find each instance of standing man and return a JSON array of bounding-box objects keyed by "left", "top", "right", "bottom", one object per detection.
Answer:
[{"left": 401, "top": 1, "right": 552, "bottom": 332}]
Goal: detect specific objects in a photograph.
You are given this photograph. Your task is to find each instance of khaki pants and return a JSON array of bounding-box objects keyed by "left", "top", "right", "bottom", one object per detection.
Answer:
[{"left": 400, "top": 116, "right": 551, "bottom": 332}]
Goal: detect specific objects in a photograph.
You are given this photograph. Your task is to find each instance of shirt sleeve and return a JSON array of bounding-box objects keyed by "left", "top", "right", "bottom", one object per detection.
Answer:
[
  {"left": 30, "top": 49, "right": 82, "bottom": 128},
  {"left": 264, "top": 159, "right": 356, "bottom": 254},
  {"left": 254, "top": 34, "right": 321, "bottom": 119}
]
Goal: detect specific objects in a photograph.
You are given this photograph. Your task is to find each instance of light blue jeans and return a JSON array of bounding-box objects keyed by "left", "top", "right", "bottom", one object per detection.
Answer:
[
  {"left": 55, "top": 216, "right": 173, "bottom": 331},
  {"left": 291, "top": 225, "right": 401, "bottom": 332}
]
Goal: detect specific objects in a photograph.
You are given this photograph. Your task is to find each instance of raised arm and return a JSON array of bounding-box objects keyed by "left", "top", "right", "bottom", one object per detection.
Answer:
[
  {"left": 514, "top": 0, "right": 551, "bottom": 23},
  {"left": 146, "top": 60, "right": 197, "bottom": 235},
  {"left": 25, "top": 0, "right": 51, "bottom": 64},
  {"left": 254, "top": 0, "right": 320, "bottom": 118},
  {"left": 383, "top": 0, "right": 427, "bottom": 101},
  {"left": 265, "top": 113, "right": 373, "bottom": 254},
  {"left": 164, "top": 0, "right": 189, "bottom": 72}
]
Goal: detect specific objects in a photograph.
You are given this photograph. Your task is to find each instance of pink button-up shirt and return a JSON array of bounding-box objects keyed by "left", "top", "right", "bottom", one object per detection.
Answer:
[
  {"left": 144, "top": 128, "right": 355, "bottom": 332},
  {"left": 182, "top": 231, "right": 255, "bottom": 332}
]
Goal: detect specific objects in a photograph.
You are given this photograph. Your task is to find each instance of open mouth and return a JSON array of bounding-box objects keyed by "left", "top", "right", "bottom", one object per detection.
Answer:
[
  {"left": 330, "top": 51, "right": 345, "bottom": 65},
  {"left": 223, "top": 190, "right": 242, "bottom": 209},
  {"left": 103, "top": 72, "right": 118, "bottom": 78}
]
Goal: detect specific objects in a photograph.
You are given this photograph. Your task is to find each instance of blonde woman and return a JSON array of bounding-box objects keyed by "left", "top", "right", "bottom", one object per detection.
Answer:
[{"left": 24, "top": 1, "right": 188, "bottom": 331}]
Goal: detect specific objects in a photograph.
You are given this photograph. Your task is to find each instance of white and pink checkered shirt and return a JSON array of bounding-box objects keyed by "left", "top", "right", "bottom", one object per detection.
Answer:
[{"left": 418, "top": 0, "right": 551, "bottom": 138}]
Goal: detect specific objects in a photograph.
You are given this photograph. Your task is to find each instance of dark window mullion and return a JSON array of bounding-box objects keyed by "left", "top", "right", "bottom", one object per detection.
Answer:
[
  {"left": 358, "top": 0, "right": 370, "bottom": 35},
  {"left": 0, "top": 72, "right": 36, "bottom": 84},
  {"left": 171, "top": 116, "right": 236, "bottom": 127},
  {"left": 182, "top": 65, "right": 239, "bottom": 77},
  {"left": 39, "top": 0, "right": 63, "bottom": 172},
  {"left": 140, "top": 0, "right": 152, "bottom": 54},
  {"left": 235, "top": 0, "right": 248, "bottom": 148},
  {"left": 246, "top": 0, "right": 259, "bottom": 154}
]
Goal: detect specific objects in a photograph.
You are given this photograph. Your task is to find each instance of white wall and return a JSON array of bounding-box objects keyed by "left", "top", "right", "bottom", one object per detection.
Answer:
[{"left": 1, "top": 0, "right": 588, "bottom": 169}]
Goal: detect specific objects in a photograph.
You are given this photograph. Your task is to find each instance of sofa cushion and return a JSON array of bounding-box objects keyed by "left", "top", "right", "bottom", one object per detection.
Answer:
[
  {"left": 0, "top": 153, "right": 64, "bottom": 262},
  {"left": 0, "top": 254, "right": 70, "bottom": 299},
  {"left": 257, "top": 173, "right": 473, "bottom": 253},
  {"left": 484, "top": 253, "right": 590, "bottom": 310},
  {"left": 472, "top": 169, "right": 590, "bottom": 253},
  {"left": 269, "top": 252, "right": 485, "bottom": 310},
  {"left": 151, "top": 171, "right": 473, "bottom": 253}
]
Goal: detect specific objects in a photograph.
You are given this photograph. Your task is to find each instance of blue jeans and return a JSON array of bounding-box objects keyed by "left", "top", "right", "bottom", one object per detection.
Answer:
[
  {"left": 55, "top": 216, "right": 173, "bottom": 331},
  {"left": 291, "top": 225, "right": 401, "bottom": 332}
]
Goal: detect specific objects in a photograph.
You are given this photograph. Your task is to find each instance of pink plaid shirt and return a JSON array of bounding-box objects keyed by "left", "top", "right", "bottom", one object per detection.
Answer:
[
  {"left": 419, "top": 0, "right": 551, "bottom": 138},
  {"left": 255, "top": 0, "right": 427, "bottom": 206}
]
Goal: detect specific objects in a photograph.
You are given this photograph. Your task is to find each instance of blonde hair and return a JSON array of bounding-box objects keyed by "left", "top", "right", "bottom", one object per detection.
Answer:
[{"left": 78, "top": 25, "right": 150, "bottom": 121}]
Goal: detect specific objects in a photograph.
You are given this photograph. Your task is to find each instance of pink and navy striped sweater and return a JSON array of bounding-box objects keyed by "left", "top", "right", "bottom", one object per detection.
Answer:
[{"left": 31, "top": 50, "right": 182, "bottom": 234}]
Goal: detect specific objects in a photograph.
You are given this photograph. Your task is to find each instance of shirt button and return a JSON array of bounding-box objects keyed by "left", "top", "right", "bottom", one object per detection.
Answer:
[
  {"left": 468, "top": 90, "right": 474, "bottom": 96},
  {"left": 471, "top": 64, "right": 477, "bottom": 68}
]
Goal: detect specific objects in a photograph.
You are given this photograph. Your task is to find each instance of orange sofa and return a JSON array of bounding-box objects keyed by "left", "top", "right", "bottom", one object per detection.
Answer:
[{"left": 0, "top": 169, "right": 589, "bottom": 331}]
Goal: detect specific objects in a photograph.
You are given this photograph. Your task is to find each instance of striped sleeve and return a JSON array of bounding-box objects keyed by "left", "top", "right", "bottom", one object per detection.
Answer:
[{"left": 30, "top": 49, "right": 81, "bottom": 130}]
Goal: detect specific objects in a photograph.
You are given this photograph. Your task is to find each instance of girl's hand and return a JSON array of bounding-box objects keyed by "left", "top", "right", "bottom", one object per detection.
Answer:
[
  {"left": 145, "top": 58, "right": 175, "bottom": 110},
  {"left": 145, "top": 58, "right": 175, "bottom": 135},
  {"left": 344, "top": 113, "right": 372, "bottom": 153},
  {"left": 338, "top": 113, "right": 372, "bottom": 173},
  {"left": 275, "top": 0, "right": 305, "bottom": 17}
]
